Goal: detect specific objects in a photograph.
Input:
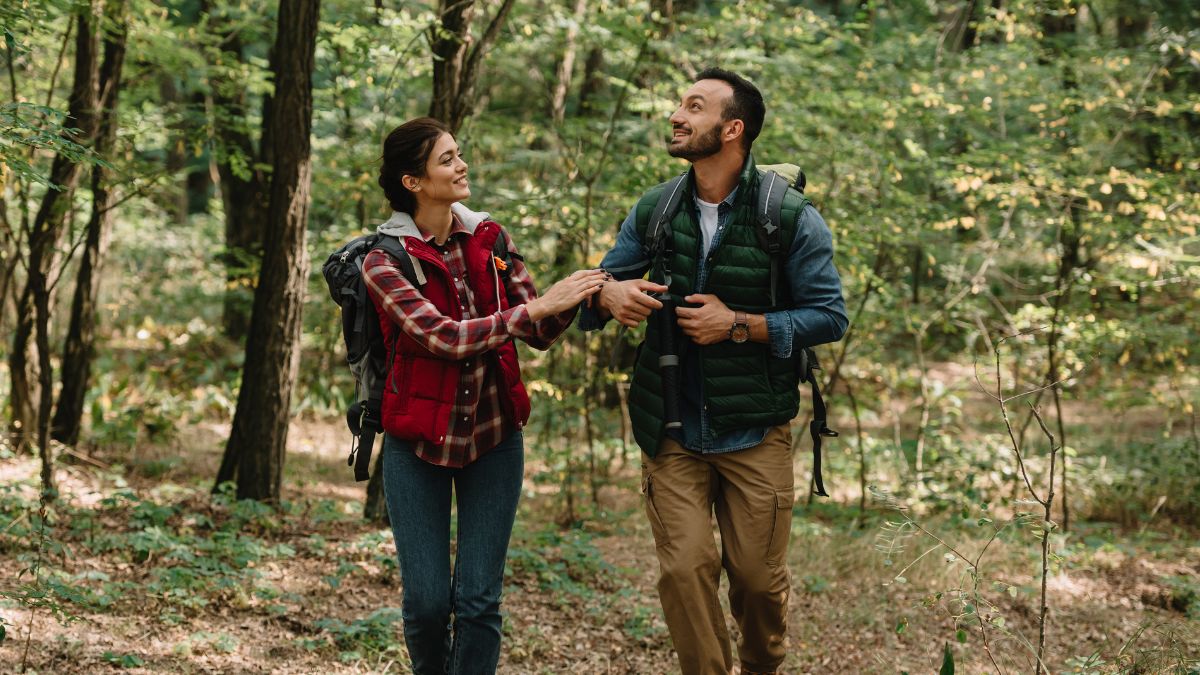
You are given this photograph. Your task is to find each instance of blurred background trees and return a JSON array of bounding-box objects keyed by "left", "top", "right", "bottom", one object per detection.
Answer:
[{"left": 2, "top": 0, "right": 1196, "bottom": 543}]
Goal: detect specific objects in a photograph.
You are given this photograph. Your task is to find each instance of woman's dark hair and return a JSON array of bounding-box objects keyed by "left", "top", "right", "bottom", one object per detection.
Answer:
[
  {"left": 378, "top": 117, "right": 451, "bottom": 214},
  {"left": 694, "top": 67, "right": 765, "bottom": 151}
]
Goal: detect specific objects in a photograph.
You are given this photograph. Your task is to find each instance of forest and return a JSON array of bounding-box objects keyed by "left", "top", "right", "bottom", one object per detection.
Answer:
[{"left": 1, "top": 0, "right": 1197, "bottom": 672}]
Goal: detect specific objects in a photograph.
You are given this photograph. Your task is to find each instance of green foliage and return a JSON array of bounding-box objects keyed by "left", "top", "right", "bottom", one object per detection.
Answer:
[
  {"left": 940, "top": 642, "right": 955, "bottom": 675},
  {"left": 1077, "top": 436, "right": 1200, "bottom": 526},
  {"left": 309, "top": 607, "right": 406, "bottom": 660},
  {"left": 506, "top": 523, "right": 618, "bottom": 603},
  {"left": 101, "top": 651, "right": 145, "bottom": 668}
]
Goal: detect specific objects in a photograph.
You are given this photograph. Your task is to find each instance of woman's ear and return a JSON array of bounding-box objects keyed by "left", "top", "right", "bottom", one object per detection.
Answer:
[{"left": 402, "top": 175, "right": 420, "bottom": 192}]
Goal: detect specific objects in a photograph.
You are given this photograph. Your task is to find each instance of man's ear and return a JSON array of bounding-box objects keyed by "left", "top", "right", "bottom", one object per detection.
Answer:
[{"left": 723, "top": 119, "right": 745, "bottom": 146}]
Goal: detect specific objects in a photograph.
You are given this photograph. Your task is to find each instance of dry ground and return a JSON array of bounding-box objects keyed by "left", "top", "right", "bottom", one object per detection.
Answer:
[{"left": 1, "top": 416, "right": 1197, "bottom": 674}]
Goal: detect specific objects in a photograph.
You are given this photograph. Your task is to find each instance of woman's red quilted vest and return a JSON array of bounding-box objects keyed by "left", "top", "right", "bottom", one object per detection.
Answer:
[{"left": 375, "top": 221, "right": 531, "bottom": 445}]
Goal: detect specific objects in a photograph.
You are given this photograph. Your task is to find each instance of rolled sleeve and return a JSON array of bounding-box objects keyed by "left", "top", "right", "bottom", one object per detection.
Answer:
[
  {"left": 764, "top": 311, "right": 794, "bottom": 358},
  {"left": 502, "top": 303, "right": 535, "bottom": 338},
  {"left": 765, "top": 205, "right": 848, "bottom": 356}
]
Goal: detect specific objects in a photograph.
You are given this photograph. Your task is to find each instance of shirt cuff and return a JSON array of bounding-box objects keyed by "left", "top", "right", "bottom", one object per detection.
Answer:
[
  {"left": 502, "top": 304, "right": 534, "bottom": 338},
  {"left": 764, "top": 311, "right": 793, "bottom": 359},
  {"left": 577, "top": 302, "right": 608, "bottom": 331}
]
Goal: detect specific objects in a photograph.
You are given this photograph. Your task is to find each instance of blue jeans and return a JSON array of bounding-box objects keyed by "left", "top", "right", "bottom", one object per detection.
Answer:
[{"left": 382, "top": 431, "right": 524, "bottom": 675}]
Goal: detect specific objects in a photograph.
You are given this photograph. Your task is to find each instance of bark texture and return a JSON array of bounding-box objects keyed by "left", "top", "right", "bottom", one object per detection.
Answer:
[
  {"left": 428, "top": 0, "right": 517, "bottom": 133},
  {"left": 53, "top": 1, "right": 129, "bottom": 446},
  {"left": 217, "top": 0, "right": 320, "bottom": 502}
]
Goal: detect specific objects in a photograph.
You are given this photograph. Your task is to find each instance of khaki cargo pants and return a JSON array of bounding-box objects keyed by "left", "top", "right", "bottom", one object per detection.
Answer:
[{"left": 640, "top": 424, "right": 795, "bottom": 675}]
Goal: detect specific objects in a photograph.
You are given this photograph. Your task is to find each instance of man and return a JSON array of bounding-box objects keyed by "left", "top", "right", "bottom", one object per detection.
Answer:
[{"left": 579, "top": 68, "right": 847, "bottom": 674}]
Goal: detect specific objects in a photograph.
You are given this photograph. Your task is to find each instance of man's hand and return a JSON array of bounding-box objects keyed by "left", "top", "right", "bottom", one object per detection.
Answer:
[
  {"left": 598, "top": 279, "right": 669, "bottom": 327},
  {"left": 676, "top": 294, "right": 735, "bottom": 345}
]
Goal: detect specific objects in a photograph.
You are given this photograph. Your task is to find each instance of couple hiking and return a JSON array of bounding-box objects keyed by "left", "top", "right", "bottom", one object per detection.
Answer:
[{"left": 360, "top": 67, "right": 847, "bottom": 674}]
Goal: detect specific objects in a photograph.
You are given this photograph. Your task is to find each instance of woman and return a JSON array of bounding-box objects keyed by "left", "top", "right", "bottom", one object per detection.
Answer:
[{"left": 362, "top": 117, "right": 605, "bottom": 674}]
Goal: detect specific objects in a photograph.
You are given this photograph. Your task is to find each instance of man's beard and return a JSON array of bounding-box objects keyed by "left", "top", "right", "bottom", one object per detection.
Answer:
[{"left": 667, "top": 123, "right": 722, "bottom": 161}]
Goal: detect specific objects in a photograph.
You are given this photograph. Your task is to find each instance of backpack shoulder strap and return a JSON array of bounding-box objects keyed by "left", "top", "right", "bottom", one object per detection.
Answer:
[
  {"left": 491, "top": 229, "right": 523, "bottom": 277},
  {"left": 643, "top": 173, "right": 688, "bottom": 286},
  {"left": 756, "top": 170, "right": 788, "bottom": 308},
  {"left": 372, "top": 235, "right": 425, "bottom": 286},
  {"left": 800, "top": 347, "right": 838, "bottom": 497},
  {"left": 645, "top": 174, "right": 687, "bottom": 256}
]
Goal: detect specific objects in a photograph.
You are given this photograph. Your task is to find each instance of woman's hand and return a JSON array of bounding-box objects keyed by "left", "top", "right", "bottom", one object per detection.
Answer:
[{"left": 526, "top": 269, "right": 608, "bottom": 322}]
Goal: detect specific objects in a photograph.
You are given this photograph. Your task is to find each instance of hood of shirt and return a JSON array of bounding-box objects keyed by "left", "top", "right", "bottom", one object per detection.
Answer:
[{"left": 376, "top": 203, "right": 491, "bottom": 240}]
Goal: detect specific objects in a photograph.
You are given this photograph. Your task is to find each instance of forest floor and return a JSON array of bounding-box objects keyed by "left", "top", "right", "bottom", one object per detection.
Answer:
[{"left": 1, "top": 413, "right": 1198, "bottom": 674}]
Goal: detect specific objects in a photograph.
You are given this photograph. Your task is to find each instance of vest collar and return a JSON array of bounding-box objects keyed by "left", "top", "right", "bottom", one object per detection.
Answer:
[{"left": 684, "top": 153, "right": 759, "bottom": 208}]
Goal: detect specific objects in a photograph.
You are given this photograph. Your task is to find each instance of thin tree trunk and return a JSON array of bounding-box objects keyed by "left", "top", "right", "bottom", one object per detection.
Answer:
[
  {"left": 8, "top": 293, "right": 37, "bottom": 451},
  {"left": 9, "top": 3, "right": 101, "bottom": 460},
  {"left": 549, "top": 0, "right": 586, "bottom": 124},
  {"left": 575, "top": 46, "right": 603, "bottom": 114},
  {"left": 1047, "top": 274, "right": 1072, "bottom": 532},
  {"left": 847, "top": 381, "right": 867, "bottom": 520},
  {"left": 211, "top": 21, "right": 269, "bottom": 341},
  {"left": 428, "top": 0, "right": 517, "bottom": 133},
  {"left": 947, "top": 0, "right": 980, "bottom": 51},
  {"left": 53, "top": 1, "right": 129, "bottom": 446},
  {"left": 584, "top": 335, "right": 600, "bottom": 506},
  {"left": 912, "top": 330, "right": 930, "bottom": 485},
  {"left": 219, "top": 0, "right": 320, "bottom": 502},
  {"left": 33, "top": 267, "right": 56, "bottom": 498},
  {"left": 159, "top": 76, "right": 189, "bottom": 225}
]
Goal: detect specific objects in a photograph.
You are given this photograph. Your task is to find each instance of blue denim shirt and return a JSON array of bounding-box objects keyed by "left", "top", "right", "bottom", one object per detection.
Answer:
[{"left": 579, "top": 184, "right": 848, "bottom": 454}]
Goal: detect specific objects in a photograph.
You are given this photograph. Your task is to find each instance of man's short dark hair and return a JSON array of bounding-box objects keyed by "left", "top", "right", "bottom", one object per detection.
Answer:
[{"left": 695, "top": 67, "right": 764, "bottom": 151}]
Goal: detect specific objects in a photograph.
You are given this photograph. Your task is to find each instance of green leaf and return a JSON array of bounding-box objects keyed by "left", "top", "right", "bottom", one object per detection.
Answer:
[
  {"left": 956, "top": 629, "right": 967, "bottom": 643},
  {"left": 896, "top": 617, "right": 908, "bottom": 634},
  {"left": 940, "top": 643, "right": 955, "bottom": 675}
]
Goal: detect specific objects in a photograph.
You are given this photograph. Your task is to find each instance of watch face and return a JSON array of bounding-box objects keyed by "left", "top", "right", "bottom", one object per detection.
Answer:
[{"left": 730, "top": 325, "right": 750, "bottom": 343}]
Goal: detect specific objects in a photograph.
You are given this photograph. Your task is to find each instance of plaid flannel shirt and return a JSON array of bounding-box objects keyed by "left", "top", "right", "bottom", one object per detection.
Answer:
[{"left": 363, "top": 217, "right": 575, "bottom": 467}]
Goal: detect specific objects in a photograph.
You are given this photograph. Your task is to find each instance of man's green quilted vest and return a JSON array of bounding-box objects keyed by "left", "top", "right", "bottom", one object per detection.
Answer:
[{"left": 628, "top": 155, "right": 811, "bottom": 456}]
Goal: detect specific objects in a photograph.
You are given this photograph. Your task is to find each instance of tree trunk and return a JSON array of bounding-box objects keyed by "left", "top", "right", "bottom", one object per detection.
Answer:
[
  {"left": 7, "top": 294, "right": 37, "bottom": 451},
  {"left": 218, "top": 0, "right": 320, "bottom": 503},
  {"left": 159, "top": 76, "right": 189, "bottom": 225},
  {"left": 549, "top": 0, "right": 587, "bottom": 124},
  {"left": 52, "top": 1, "right": 129, "bottom": 447},
  {"left": 576, "top": 46, "right": 604, "bottom": 114},
  {"left": 8, "top": 3, "right": 100, "bottom": 457},
  {"left": 428, "top": 0, "right": 517, "bottom": 134},
  {"left": 213, "top": 30, "right": 269, "bottom": 342},
  {"left": 948, "top": 0, "right": 981, "bottom": 51}
]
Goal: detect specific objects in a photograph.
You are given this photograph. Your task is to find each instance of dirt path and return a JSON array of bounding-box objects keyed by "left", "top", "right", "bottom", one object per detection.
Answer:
[{"left": 1, "top": 420, "right": 1197, "bottom": 673}]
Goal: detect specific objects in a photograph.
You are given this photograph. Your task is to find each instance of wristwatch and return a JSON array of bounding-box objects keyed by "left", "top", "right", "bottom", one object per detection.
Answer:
[{"left": 729, "top": 311, "right": 750, "bottom": 343}]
